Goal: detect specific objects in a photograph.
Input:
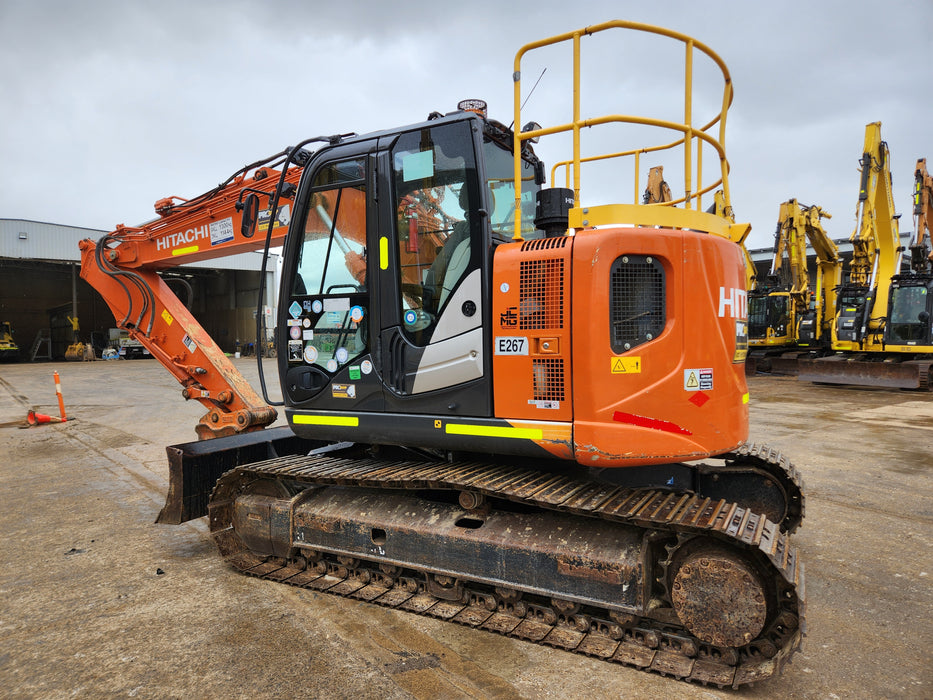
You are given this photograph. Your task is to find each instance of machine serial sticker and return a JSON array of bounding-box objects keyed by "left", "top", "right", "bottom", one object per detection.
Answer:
[
  {"left": 209, "top": 217, "right": 235, "bottom": 246},
  {"left": 610, "top": 357, "right": 641, "bottom": 373},
  {"left": 684, "top": 368, "right": 713, "bottom": 391},
  {"left": 494, "top": 336, "right": 528, "bottom": 355},
  {"left": 528, "top": 400, "right": 560, "bottom": 409},
  {"left": 182, "top": 335, "right": 196, "bottom": 353},
  {"left": 331, "top": 383, "right": 356, "bottom": 399},
  {"left": 323, "top": 297, "right": 350, "bottom": 312}
]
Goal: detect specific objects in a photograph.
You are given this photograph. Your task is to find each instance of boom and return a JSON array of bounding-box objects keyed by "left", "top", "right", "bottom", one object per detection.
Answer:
[
  {"left": 833, "top": 122, "right": 900, "bottom": 350},
  {"left": 911, "top": 158, "right": 932, "bottom": 273},
  {"left": 79, "top": 152, "right": 303, "bottom": 438}
]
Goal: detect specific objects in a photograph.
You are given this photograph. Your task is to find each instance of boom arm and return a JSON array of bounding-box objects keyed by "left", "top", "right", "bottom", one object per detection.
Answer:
[
  {"left": 80, "top": 152, "right": 303, "bottom": 439},
  {"left": 912, "top": 157, "right": 932, "bottom": 272},
  {"left": 844, "top": 122, "right": 901, "bottom": 341},
  {"left": 849, "top": 123, "right": 900, "bottom": 284}
]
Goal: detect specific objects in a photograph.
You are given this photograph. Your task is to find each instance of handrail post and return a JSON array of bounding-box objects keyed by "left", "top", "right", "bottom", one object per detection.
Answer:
[
  {"left": 683, "top": 39, "right": 694, "bottom": 210},
  {"left": 572, "top": 31, "right": 582, "bottom": 208}
]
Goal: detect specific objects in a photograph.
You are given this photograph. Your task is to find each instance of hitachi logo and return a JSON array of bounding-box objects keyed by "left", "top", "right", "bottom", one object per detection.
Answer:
[
  {"left": 718, "top": 286, "right": 747, "bottom": 318},
  {"left": 156, "top": 225, "right": 210, "bottom": 251}
]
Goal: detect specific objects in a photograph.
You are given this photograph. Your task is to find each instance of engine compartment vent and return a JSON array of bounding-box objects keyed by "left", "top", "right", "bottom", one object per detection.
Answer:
[
  {"left": 610, "top": 255, "right": 665, "bottom": 352},
  {"left": 519, "top": 258, "right": 565, "bottom": 330},
  {"left": 532, "top": 358, "right": 565, "bottom": 402}
]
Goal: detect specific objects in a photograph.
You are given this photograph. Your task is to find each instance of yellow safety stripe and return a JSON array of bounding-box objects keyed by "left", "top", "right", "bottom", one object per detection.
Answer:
[
  {"left": 445, "top": 423, "right": 543, "bottom": 440},
  {"left": 292, "top": 414, "right": 360, "bottom": 427}
]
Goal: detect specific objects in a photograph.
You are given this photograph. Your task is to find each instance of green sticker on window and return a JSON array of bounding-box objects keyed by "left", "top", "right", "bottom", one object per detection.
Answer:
[{"left": 349, "top": 365, "right": 361, "bottom": 380}]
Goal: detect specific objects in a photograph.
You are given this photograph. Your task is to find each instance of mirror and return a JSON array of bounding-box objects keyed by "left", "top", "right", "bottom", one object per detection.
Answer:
[{"left": 240, "top": 193, "right": 260, "bottom": 238}]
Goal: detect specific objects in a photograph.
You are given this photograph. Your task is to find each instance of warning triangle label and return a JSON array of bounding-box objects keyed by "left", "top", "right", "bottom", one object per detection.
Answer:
[
  {"left": 686, "top": 371, "right": 699, "bottom": 389},
  {"left": 613, "top": 359, "right": 626, "bottom": 372}
]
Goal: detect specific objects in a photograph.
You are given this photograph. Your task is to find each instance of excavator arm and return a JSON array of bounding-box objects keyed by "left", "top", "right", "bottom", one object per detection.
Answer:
[
  {"left": 846, "top": 122, "right": 900, "bottom": 331},
  {"left": 79, "top": 152, "right": 304, "bottom": 439},
  {"left": 912, "top": 158, "right": 932, "bottom": 272}
]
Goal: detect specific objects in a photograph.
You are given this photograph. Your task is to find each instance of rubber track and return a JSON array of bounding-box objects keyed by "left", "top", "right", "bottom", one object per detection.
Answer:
[
  {"left": 209, "top": 448, "right": 804, "bottom": 688},
  {"left": 722, "top": 443, "right": 806, "bottom": 533}
]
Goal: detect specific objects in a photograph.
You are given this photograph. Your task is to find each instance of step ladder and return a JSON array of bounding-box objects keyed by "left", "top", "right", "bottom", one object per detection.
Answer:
[{"left": 30, "top": 328, "right": 52, "bottom": 361}]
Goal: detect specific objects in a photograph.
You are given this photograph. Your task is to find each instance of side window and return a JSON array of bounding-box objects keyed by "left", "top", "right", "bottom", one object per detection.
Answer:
[
  {"left": 392, "top": 123, "right": 479, "bottom": 346},
  {"left": 293, "top": 160, "right": 367, "bottom": 295},
  {"left": 287, "top": 158, "right": 369, "bottom": 374}
]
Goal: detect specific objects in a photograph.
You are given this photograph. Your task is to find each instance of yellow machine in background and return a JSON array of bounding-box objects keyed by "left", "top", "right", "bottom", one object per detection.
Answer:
[
  {"left": 0, "top": 321, "right": 20, "bottom": 361},
  {"left": 746, "top": 199, "right": 838, "bottom": 373},
  {"left": 799, "top": 123, "right": 933, "bottom": 389}
]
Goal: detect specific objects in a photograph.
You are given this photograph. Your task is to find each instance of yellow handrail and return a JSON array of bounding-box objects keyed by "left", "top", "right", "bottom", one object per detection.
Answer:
[{"left": 511, "top": 21, "right": 742, "bottom": 242}]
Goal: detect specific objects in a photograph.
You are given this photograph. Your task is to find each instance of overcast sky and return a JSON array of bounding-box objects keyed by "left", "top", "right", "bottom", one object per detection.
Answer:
[{"left": 1, "top": 0, "right": 930, "bottom": 250}]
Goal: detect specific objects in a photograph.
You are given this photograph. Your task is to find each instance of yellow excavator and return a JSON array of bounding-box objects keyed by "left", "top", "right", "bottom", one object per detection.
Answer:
[
  {"left": 799, "top": 123, "right": 933, "bottom": 389},
  {"left": 0, "top": 321, "right": 19, "bottom": 361},
  {"left": 746, "top": 199, "right": 839, "bottom": 374}
]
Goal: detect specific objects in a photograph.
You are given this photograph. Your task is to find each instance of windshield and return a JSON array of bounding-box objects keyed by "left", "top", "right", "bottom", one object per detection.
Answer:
[{"left": 889, "top": 285, "right": 928, "bottom": 324}]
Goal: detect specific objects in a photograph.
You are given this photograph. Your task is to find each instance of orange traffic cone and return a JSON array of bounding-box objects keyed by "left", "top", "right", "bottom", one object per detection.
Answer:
[{"left": 27, "top": 410, "right": 64, "bottom": 425}]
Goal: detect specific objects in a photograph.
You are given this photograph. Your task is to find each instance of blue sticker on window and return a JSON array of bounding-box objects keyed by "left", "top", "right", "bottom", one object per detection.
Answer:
[
  {"left": 402, "top": 150, "right": 434, "bottom": 182},
  {"left": 289, "top": 301, "right": 302, "bottom": 319},
  {"left": 404, "top": 310, "right": 418, "bottom": 325}
]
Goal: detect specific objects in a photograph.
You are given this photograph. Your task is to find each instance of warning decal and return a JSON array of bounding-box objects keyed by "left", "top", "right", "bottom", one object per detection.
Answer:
[
  {"left": 684, "top": 368, "right": 713, "bottom": 391},
  {"left": 610, "top": 357, "right": 642, "bottom": 374}
]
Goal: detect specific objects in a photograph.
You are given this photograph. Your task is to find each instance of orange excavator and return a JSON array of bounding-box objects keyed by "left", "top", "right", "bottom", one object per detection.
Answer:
[{"left": 80, "top": 22, "right": 804, "bottom": 688}]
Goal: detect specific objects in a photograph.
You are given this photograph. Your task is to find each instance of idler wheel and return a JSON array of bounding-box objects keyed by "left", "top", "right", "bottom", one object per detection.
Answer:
[{"left": 670, "top": 549, "right": 767, "bottom": 647}]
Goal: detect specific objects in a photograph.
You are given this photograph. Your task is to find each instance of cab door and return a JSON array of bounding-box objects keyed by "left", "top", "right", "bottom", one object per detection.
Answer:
[
  {"left": 280, "top": 148, "right": 385, "bottom": 413},
  {"left": 375, "top": 118, "right": 491, "bottom": 416}
]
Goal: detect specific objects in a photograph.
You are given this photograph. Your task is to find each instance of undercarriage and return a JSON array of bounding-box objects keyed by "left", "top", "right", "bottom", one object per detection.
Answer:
[{"left": 204, "top": 445, "right": 805, "bottom": 688}]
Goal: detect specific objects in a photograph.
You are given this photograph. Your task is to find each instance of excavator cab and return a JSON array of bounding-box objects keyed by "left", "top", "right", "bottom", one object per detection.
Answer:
[
  {"left": 748, "top": 291, "right": 793, "bottom": 346},
  {"left": 278, "top": 113, "right": 541, "bottom": 426},
  {"left": 885, "top": 276, "right": 933, "bottom": 346}
]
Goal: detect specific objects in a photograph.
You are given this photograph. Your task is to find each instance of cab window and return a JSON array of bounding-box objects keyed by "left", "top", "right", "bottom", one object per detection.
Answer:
[
  {"left": 391, "top": 123, "right": 479, "bottom": 346},
  {"left": 288, "top": 158, "right": 368, "bottom": 374}
]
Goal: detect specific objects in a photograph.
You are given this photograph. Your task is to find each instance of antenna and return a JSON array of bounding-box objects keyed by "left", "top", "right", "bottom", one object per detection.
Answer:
[{"left": 509, "top": 67, "right": 547, "bottom": 129}]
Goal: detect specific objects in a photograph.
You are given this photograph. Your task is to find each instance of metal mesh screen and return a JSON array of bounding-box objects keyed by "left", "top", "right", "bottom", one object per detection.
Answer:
[
  {"left": 519, "top": 259, "right": 565, "bottom": 330},
  {"left": 610, "top": 255, "right": 665, "bottom": 352},
  {"left": 532, "top": 358, "right": 565, "bottom": 401}
]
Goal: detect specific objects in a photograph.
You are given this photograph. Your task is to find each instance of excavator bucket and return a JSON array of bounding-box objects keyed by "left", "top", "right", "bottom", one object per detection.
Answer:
[{"left": 156, "top": 426, "right": 321, "bottom": 524}]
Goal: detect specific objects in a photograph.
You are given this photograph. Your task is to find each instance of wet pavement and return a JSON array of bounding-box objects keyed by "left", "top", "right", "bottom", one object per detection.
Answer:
[{"left": 0, "top": 359, "right": 930, "bottom": 699}]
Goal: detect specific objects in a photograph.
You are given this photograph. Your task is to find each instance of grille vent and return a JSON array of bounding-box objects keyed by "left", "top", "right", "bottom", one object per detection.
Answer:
[
  {"left": 610, "top": 255, "right": 665, "bottom": 352},
  {"left": 532, "top": 358, "right": 565, "bottom": 401},
  {"left": 519, "top": 258, "right": 565, "bottom": 329},
  {"left": 520, "top": 237, "right": 569, "bottom": 252}
]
